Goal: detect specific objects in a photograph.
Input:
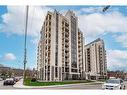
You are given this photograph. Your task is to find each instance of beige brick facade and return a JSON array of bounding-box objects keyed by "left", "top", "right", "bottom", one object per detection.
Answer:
[{"left": 37, "top": 10, "right": 107, "bottom": 81}]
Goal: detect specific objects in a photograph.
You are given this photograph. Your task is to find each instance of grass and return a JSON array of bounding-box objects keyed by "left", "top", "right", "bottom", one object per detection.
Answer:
[
  {"left": 24, "top": 79, "right": 94, "bottom": 86},
  {"left": 98, "top": 79, "right": 107, "bottom": 82}
]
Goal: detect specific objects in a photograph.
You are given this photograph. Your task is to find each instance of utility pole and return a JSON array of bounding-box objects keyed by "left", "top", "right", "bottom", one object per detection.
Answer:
[{"left": 23, "top": 5, "right": 29, "bottom": 84}]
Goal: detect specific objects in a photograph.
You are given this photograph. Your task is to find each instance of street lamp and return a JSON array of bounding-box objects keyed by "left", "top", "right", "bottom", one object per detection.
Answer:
[
  {"left": 102, "top": 5, "right": 110, "bottom": 12},
  {"left": 23, "top": 6, "right": 29, "bottom": 84}
]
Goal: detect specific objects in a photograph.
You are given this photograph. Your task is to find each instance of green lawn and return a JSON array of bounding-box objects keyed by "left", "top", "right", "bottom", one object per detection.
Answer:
[
  {"left": 98, "top": 79, "right": 107, "bottom": 82},
  {"left": 24, "top": 79, "right": 93, "bottom": 86}
]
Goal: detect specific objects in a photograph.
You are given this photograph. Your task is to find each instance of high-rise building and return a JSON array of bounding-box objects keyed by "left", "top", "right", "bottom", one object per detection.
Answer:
[
  {"left": 84, "top": 38, "right": 107, "bottom": 80},
  {"left": 37, "top": 10, "right": 84, "bottom": 81},
  {"left": 37, "top": 10, "right": 107, "bottom": 82}
]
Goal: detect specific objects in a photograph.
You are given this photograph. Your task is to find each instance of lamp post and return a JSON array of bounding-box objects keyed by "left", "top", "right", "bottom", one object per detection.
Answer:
[
  {"left": 102, "top": 5, "right": 110, "bottom": 12},
  {"left": 23, "top": 5, "right": 29, "bottom": 84}
]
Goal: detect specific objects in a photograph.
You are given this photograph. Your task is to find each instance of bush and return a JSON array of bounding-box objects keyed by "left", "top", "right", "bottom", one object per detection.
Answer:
[
  {"left": 24, "top": 78, "right": 94, "bottom": 86},
  {"left": 31, "top": 78, "right": 37, "bottom": 82}
]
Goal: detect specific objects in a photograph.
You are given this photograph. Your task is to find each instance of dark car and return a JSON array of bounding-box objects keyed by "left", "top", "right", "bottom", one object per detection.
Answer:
[
  {"left": 13, "top": 77, "right": 19, "bottom": 82},
  {"left": 3, "top": 78, "right": 15, "bottom": 85}
]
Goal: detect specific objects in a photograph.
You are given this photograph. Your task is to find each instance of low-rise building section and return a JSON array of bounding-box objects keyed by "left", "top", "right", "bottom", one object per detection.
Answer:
[
  {"left": 0, "top": 65, "right": 35, "bottom": 79},
  {"left": 107, "top": 71, "right": 126, "bottom": 80}
]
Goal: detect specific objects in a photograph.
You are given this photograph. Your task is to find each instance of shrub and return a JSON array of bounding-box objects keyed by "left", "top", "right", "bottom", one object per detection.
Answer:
[{"left": 31, "top": 78, "right": 37, "bottom": 82}]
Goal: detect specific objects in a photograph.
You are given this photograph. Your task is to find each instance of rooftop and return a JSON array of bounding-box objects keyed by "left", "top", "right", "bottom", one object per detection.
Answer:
[{"left": 85, "top": 38, "right": 103, "bottom": 47}]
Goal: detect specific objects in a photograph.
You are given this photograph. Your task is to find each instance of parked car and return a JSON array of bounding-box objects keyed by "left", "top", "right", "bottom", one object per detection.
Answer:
[
  {"left": 0, "top": 77, "right": 3, "bottom": 81},
  {"left": 13, "top": 77, "right": 20, "bottom": 82},
  {"left": 3, "top": 78, "right": 15, "bottom": 85},
  {"left": 124, "top": 78, "right": 127, "bottom": 81},
  {"left": 0, "top": 76, "right": 6, "bottom": 80},
  {"left": 102, "top": 78, "right": 126, "bottom": 90}
]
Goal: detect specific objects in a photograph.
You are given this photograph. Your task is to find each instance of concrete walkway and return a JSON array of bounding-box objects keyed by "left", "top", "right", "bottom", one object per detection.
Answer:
[
  {"left": 13, "top": 79, "right": 104, "bottom": 89},
  {"left": 13, "top": 79, "right": 32, "bottom": 88}
]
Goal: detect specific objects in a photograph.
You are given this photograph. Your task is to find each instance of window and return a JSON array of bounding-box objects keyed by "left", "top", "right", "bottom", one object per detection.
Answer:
[
  {"left": 62, "top": 21, "right": 64, "bottom": 25},
  {"left": 45, "top": 52, "right": 47, "bottom": 56},
  {"left": 48, "top": 52, "right": 50, "bottom": 56},
  {"left": 48, "top": 66, "right": 50, "bottom": 71},
  {"left": 46, "top": 34, "right": 47, "bottom": 38},
  {"left": 48, "top": 45, "right": 50, "bottom": 49},
  {"left": 55, "top": 67, "right": 58, "bottom": 77},
  {"left": 46, "top": 16, "right": 48, "bottom": 20},
  {"left": 49, "top": 33, "right": 51, "bottom": 38},
  {"left": 55, "top": 13, "right": 59, "bottom": 66},
  {"left": 71, "top": 69, "right": 77, "bottom": 72},
  {"left": 46, "top": 22, "right": 48, "bottom": 26},
  {"left": 49, "top": 14, "right": 51, "bottom": 20},
  {"left": 48, "top": 40, "right": 51, "bottom": 44},
  {"left": 45, "top": 59, "right": 47, "bottom": 63},
  {"left": 45, "top": 46, "right": 48, "bottom": 50},
  {"left": 46, "top": 40, "right": 47, "bottom": 44},
  {"left": 65, "top": 68, "right": 69, "bottom": 72},
  {"left": 49, "top": 21, "right": 51, "bottom": 26},
  {"left": 49, "top": 28, "right": 51, "bottom": 32},
  {"left": 65, "top": 23, "right": 69, "bottom": 27}
]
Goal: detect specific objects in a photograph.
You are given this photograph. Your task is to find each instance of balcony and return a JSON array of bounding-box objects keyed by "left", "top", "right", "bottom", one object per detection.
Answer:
[
  {"left": 65, "top": 43, "right": 69, "bottom": 48},
  {"left": 62, "top": 27, "right": 64, "bottom": 31},
  {"left": 65, "top": 53, "right": 69, "bottom": 57},
  {"left": 65, "top": 48, "right": 69, "bottom": 51},
  {"left": 65, "top": 23, "right": 69, "bottom": 27},
  {"left": 65, "top": 39, "right": 69, "bottom": 43},
  {"left": 65, "top": 33, "right": 69, "bottom": 38}
]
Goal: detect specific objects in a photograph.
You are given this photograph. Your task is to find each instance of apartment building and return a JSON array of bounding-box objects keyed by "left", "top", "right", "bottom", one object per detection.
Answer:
[
  {"left": 78, "top": 29, "right": 85, "bottom": 79},
  {"left": 84, "top": 38, "right": 107, "bottom": 80},
  {"left": 37, "top": 10, "right": 84, "bottom": 81}
]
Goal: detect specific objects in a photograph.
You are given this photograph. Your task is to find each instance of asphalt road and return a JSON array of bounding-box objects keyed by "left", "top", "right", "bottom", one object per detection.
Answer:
[
  {"left": 0, "top": 81, "right": 102, "bottom": 89},
  {"left": 39, "top": 83, "right": 103, "bottom": 89},
  {"left": 35, "top": 81, "right": 127, "bottom": 89},
  {"left": 0, "top": 80, "right": 127, "bottom": 90}
]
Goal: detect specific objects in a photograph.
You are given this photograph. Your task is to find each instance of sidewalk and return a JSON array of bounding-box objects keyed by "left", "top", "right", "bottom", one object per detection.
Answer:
[
  {"left": 13, "top": 79, "right": 33, "bottom": 88},
  {"left": 13, "top": 79, "right": 104, "bottom": 89}
]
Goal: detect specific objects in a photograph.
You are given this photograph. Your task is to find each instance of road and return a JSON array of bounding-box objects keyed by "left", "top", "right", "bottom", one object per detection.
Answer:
[
  {"left": 0, "top": 80, "right": 127, "bottom": 89},
  {"left": 39, "top": 83, "right": 102, "bottom": 89},
  {"left": 0, "top": 80, "right": 102, "bottom": 89},
  {"left": 33, "top": 81, "right": 127, "bottom": 89},
  {"left": 0, "top": 80, "right": 103, "bottom": 89}
]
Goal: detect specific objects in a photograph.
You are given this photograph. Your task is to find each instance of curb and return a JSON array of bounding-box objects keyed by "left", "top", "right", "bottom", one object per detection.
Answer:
[{"left": 13, "top": 81, "right": 103, "bottom": 89}]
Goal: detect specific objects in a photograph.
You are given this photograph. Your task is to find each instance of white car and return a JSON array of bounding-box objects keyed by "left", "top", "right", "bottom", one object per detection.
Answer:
[
  {"left": 0, "top": 78, "right": 3, "bottom": 81},
  {"left": 102, "top": 78, "right": 126, "bottom": 90}
]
